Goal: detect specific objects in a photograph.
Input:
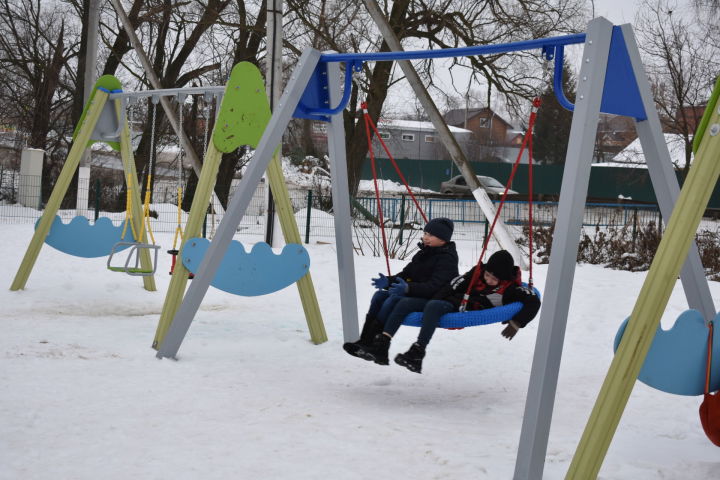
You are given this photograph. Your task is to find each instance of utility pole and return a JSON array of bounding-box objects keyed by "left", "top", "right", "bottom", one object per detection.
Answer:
[
  {"left": 264, "top": 0, "right": 283, "bottom": 247},
  {"left": 77, "top": 0, "right": 100, "bottom": 217},
  {"left": 361, "top": 0, "right": 527, "bottom": 268}
]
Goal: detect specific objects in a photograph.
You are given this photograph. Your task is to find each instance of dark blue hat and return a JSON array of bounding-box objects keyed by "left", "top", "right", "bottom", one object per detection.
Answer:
[
  {"left": 485, "top": 250, "right": 515, "bottom": 280},
  {"left": 424, "top": 217, "right": 453, "bottom": 242}
]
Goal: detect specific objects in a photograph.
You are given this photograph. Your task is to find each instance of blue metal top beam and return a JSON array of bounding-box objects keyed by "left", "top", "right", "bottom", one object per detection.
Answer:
[
  {"left": 294, "top": 32, "right": 588, "bottom": 120},
  {"left": 319, "top": 33, "right": 586, "bottom": 63}
]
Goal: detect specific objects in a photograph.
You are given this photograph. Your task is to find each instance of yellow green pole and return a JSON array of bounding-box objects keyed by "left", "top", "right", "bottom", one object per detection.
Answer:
[
  {"left": 10, "top": 90, "right": 108, "bottom": 291},
  {"left": 567, "top": 85, "right": 720, "bottom": 479},
  {"left": 115, "top": 98, "right": 156, "bottom": 291},
  {"left": 266, "top": 152, "right": 327, "bottom": 344},
  {"left": 152, "top": 143, "right": 223, "bottom": 348}
]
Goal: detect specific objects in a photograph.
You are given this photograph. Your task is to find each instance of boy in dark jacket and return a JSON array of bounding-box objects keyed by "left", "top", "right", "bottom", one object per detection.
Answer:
[
  {"left": 343, "top": 217, "right": 459, "bottom": 362},
  {"left": 392, "top": 249, "right": 541, "bottom": 373}
]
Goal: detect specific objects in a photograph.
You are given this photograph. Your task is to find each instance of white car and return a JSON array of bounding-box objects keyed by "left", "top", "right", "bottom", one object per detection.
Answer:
[{"left": 439, "top": 175, "right": 518, "bottom": 196}]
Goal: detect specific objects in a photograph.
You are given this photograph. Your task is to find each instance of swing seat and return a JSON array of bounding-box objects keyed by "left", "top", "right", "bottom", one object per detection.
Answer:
[
  {"left": 106, "top": 241, "right": 160, "bottom": 276},
  {"left": 613, "top": 310, "right": 720, "bottom": 396},
  {"left": 39, "top": 216, "right": 131, "bottom": 258},
  {"left": 403, "top": 285, "right": 541, "bottom": 329},
  {"left": 181, "top": 237, "right": 310, "bottom": 296}
]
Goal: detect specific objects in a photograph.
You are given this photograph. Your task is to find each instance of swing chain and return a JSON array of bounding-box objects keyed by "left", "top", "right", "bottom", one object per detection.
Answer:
[{"left": 148, "top": 99, "right": 157, "bottom": 176}]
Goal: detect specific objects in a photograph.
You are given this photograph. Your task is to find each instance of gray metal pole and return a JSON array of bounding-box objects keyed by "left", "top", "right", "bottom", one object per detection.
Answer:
[
  {"left": 107, "top": 0, "right": 204, "bottom": 184},
  {"left": 620, "top": 24, "right": 716, "bottom": 321},
  {"left": 361, "top": 0, "right": 526, "bottom": 267},
  {"left": 513, "top": 18, "right": 614, "bottom": 479},
  {"left": 326, "top": 61, "right": 360, "bottom": 343},
  {"left": 156, "top": 49, "right": 322, "bottom": 359},
  {"left": 361, "top": 0, "right": 480, "bottom": 191}
]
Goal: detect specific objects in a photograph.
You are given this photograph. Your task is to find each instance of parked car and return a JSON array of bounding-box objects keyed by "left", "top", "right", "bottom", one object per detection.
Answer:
[{"left": 439, "top": 175, "right": 518, "bottom": 196}]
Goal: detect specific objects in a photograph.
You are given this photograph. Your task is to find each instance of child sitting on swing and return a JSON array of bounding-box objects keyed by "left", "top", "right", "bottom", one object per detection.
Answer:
[
  {"left": 356, "top": 249, "right": 541, "bottom": 374},
  {"left": 343, "top": 217, "right": 459, "bottom": 361}
]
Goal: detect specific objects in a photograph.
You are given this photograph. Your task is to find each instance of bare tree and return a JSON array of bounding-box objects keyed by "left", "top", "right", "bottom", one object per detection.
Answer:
[
  {"left": 285, "top": 0, "right": 586, "bottom": 197},
  {"left": 635, "top": 0, "right": 719, "bottom": 177},
  {"left": 95, "top": 0, "right": 232, "bottom": 205},
  {"left": 0, "top": 0, "right": 80, "bottom": 203}
]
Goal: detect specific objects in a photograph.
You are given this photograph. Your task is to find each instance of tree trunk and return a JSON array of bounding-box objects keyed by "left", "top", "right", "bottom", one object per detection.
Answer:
[{"left": 343, "top": 0, "right": 411, "bottom": 198}]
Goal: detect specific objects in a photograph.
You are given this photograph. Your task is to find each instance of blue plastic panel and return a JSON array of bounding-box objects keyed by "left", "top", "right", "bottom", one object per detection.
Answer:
[
  {"left": 614, "top": 310, "right": 720, "bottom": 396},
  {"left": 292, "top": 63, "right": 331, "bottom": 122},
  {"left": 181, "top": 238, "right": 310, "bottom": 296},
  {"left": 39, "top": 215, "right": 130, "bottom": 258},
  {"left": 600, "top": 26, "right": 647, "bottom": 120}
]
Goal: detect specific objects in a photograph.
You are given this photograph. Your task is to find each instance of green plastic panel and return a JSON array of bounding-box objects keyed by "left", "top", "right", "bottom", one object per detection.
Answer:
[{"left": 212, "top": 62, "right": 272, "bottom": 152}]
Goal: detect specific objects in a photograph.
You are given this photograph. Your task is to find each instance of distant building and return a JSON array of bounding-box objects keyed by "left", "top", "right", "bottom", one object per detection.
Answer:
[
  {"left": 443, "top": 107, "right": 529, "bottom": 162},
  {"left": 595, "top": 114, "right": 637, "bottom": 162},
  {"left": 370, "top": 119, "right": 473, "bottom": 161},
  {"left": 443, "top": 107, "right": 515, "bottom": 148},
  {"left": 663, "top": 104, "right": 706, "bottom": 135}
]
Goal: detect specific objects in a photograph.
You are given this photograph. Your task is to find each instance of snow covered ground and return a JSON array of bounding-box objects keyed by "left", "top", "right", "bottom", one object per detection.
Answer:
[{"left": 1, "top": 224, "right": 719, "bottom": 479}]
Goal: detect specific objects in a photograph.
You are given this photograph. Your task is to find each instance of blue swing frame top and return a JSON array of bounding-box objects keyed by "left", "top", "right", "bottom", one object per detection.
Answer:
[{"left": 294, "top": 27, "right": 647, "bottom": 123}]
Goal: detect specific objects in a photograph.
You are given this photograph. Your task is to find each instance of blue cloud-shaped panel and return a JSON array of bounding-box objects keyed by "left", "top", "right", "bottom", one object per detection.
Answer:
[
  {"left": 38, "top": 215, "right": 130, "bottom": 258},
  {"left": 614, "top": 309, "right": 720, "bottom": 396},
  {"left": 181, "top": 237, "right": 310, "bottom": 296}
]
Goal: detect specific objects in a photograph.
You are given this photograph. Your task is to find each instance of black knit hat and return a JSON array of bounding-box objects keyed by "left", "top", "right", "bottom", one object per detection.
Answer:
[
  {"left": 485, "top": 250, "right": 515, "bottom": 280},
  {"left": 424, "top": 217, "right": 454, "bottom": 242}
]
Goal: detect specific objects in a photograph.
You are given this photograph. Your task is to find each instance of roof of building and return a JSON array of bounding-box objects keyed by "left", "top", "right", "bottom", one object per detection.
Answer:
[
  {"left": 593, "top": 133, "right": 691, "bottom": 169},
  {"left": 376, "top": 118, "right": 471, "bottom": 134},
  {"left": 443, "top": 108, "right": 514, "bottom": 129}
]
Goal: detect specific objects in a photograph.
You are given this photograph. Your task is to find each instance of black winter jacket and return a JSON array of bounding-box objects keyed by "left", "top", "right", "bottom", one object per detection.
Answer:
[
  {"left": 432, "top": 264, "right": 541, "bottom": 328},
  {"left": 388, "top": 241, "right": 459, "bottom": 299}
]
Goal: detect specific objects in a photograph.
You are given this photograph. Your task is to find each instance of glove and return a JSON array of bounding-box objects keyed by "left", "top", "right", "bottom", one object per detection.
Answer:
[
  {"left": 388, "top": 277, "right": 408, "bottom": 296},
  {"left": 501, "top": 320, "right": 519, "bottom": 340},
  {"left": 371, "top": 273, "right": 389, "bottom": 290}
]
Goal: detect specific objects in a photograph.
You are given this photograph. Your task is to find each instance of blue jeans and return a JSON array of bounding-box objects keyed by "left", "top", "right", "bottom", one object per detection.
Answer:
[
  {"left": 414, "top": 300, "right": 455, "bottom": 347},
  {"left": 382, "top": 296, "right": 431, "bottom": 338},
  {"left": 367, "top": 290, "right": 403, "bottom": 324}
]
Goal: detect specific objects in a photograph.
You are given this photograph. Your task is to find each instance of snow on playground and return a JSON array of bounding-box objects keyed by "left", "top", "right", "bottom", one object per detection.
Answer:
[{"left": 1, "top": 223, "right": 719, "bottom": 480}]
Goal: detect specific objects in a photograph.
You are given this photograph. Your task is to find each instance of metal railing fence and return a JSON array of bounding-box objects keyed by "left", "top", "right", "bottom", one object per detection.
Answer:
[{"left": 0, "top": 173, "right": 672, "bottom": 247}]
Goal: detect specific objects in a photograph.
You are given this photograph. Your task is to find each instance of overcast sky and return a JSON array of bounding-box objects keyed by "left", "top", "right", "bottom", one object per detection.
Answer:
[
  {"left": 593, "top": 0, "right": 643, "bottom": 24},
  {"left": 382, "top": 1, "right": 699, "bottom": 123}
]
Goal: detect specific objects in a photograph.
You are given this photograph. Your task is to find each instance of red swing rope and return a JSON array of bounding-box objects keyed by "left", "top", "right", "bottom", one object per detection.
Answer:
[
  {"left": 362, "top": 102, "right": 429, "bottom": 275},
  {"left": 459, "top": 97, "right": 540, "bottom": 311}
]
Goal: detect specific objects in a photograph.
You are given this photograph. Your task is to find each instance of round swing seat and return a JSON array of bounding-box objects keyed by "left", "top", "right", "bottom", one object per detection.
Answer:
[{"left": 402, "top": 285, "right": 541, "bottom": 329}]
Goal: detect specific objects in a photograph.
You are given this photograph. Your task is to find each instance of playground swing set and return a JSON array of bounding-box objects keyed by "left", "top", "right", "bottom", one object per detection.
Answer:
[
  {"left": 147, "top": 17, "right": 717, "bottom": 479},
  {"left": 7, "top": 13, "right": 719, "bottom": 479}
]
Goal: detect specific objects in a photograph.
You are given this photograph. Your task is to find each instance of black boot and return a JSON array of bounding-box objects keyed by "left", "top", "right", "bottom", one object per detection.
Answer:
[
  {"left": 343, "top": 315, "right": 382, "bottom": 358},
  {"left": 394, "top": 343, "right": 426, "bottom": 373},
  {"left": 356, "top": 333, "right": 391, "bottom": 365}
]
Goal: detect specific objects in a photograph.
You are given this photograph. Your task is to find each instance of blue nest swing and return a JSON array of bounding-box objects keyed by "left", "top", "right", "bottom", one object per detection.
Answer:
[{"left": 403, "top": 284, "right": 541, "bottom": 329}]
